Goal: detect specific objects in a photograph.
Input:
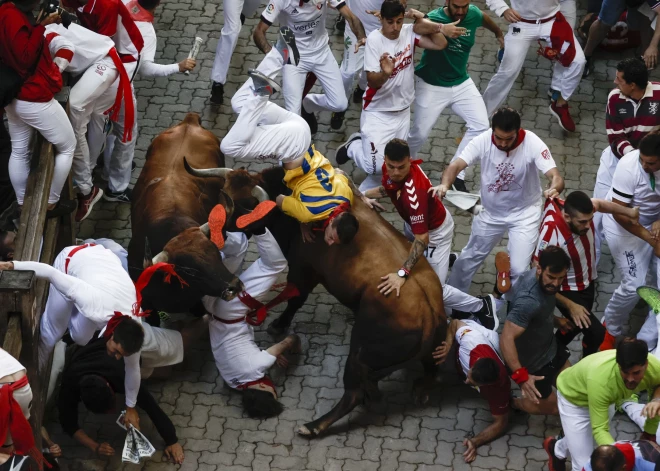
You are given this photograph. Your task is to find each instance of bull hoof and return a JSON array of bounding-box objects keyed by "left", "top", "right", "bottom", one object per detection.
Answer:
[
  {"left": 413, "top": 379, "right": 432, "bottom": 406},
  {"left": 267, "top": 321, "right": 289, "bottom": 337},
  {"left": 297, "top": 425, "right": 317, "bottom": 437}
]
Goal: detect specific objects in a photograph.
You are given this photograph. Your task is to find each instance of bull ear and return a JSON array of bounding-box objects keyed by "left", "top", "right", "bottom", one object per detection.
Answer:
[
  {"left": 143, "top": 237, "right": 153, "bottom": 269},
  {"left": 219, "top": 189, "right": 234, "bottom": 219}
]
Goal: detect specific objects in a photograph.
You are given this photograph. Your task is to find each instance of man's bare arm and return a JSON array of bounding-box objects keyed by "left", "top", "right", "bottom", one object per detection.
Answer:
[
  {"left": 339, "top": 5, "right": 366, "bottom": 41},
  {"left": 253, "top": 21, "right": 272, "bottom": 54},
  {"left": 364, "top": 186, "right": 388, "bottom": 199},
  {"left": 592, "top": 198, "right": 639, "bottom": 221},
  {"left": 611, "top": 198, "right": 656, "bottom": 245},
  {"left": 403, "top": 233, "right": 429, "bottom": 273}
]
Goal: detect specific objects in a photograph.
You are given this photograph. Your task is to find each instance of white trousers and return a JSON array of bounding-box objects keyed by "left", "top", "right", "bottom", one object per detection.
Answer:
[
  {"left": 283, "top": 47, "right": 348, "bottom": 114},
  {"left": 69, "top": 61, "right": 119, "bottom": 195},
  {"left": 482, "top": 19, "right": 586, "bottom": 116},
  {"left": 224, "top": 49, "right": 311, "bottom": 163},
  {"left": 593, "top": 147, "right": 618, "bottom": 265},
  {"left": 554, "top": 390, "right": 596, "bottom": 471},
  {"left": 602, "top": 220, "right": 658, "bottom": 337},
  {"left": 415, "top": 215, "right": 484, "bottom": 313},
  {"left": 5, "top": 99, "right": 76, "bottom": 205},
  {"left": 210, "top": 0, "right": 261, "bottom": 84},
  {"left": 348, "top": 107, "right": 411, "bottom": 191},
  {"left": 408, "top": 77, "right": 489, "bottom": 183},
  {"left": 340, "top": 24, "right": 367, "bottom": 99},
  {"left": 94, "top": 91, "right": 138, "bottom": 193},
  {"left": 448, "top": 203, "right": 542, "bottom": 293}
]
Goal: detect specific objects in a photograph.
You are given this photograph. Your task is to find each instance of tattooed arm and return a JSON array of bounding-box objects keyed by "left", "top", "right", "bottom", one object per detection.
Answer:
[
  {"left": 377, "top": 232, "right": 429, "bottom": 297},
  {"left": 253, "top": 20, "right": 272, "bottom": 54}
]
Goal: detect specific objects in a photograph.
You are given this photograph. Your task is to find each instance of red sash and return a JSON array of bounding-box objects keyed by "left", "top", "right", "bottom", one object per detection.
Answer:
[
  {"left": 536, "top": 12, "right": 576, "bottom": 67},
  {"left": 105, "top": 48, "right": 136, "bottom": 142},
  {"left": 234, "top": 283, "right": 300, "bottom": 326}
]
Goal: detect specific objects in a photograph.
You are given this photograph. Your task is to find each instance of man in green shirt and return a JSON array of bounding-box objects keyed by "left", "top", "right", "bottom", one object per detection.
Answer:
[
  {"left": 407, "top": 0, "right": 504, "bottom": 191},
  {"left": 544, "top": 338, "right": 660, "bottom": 471}
]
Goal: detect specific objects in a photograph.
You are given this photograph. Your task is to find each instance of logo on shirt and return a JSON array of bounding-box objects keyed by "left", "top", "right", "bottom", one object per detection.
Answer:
[
  {"left": 487, "top": 162, "right": 522, "bottom": 194},
  {"left": 405, "top": 179, "right": 419, "bottom": 210},
  {"left": 541, "top": 149, "right": 551, "bottom": 160},
  {"left": 619, "top": 108, "right": 627, "bottom": 114},
  {"left": 650, "top": 102, "right": 659, "bottom": 115},
  {"left": 410, "top": 214, "right": 424, "bottom": 223},
  {"left": 539, "top": 240, "right": 548, "bottom": 251},
  {"left": 293, "top": 17, "right": 322, "bottom": 34},
  {"left": 267, "top": 3, "right": 274, "bottom": 12}
]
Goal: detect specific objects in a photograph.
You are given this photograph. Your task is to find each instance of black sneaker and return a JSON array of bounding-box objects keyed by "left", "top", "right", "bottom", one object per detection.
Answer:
[
  {"left": 330, "top": 111, "right": 345, "bottom": 130},
  {"left": 336, "top": 132, "right": 361, "bottom": 165},
  {"left": 582, "top": 56, "right": 592, "bottom": 78},
  {"left": 452, "top": 178, "right": 468, "bottom": 193},
  {"left": 240, "top": 13, "right": 246, "bottom": 25},
  {"left": 474, "top": 294, "right": 498, "bottom": 331},
  {"left": 543, "top": 437, "right": 566, "bottom": 471},
  {"left": 211, "top": 81, "right": 224, "bottom": 105},
  {"left": 301, "top": 106, "right": 318, "bottom": 134},
  {"left": 352, "top": 86, "right": 364, "bottom": 104},
  {"left": 449, "top": 252, "right": 459, "bottom": 268},
  {"left": 334, "top": 15, "right": 345, "bottom": 34},
  {"left": 104, "top": 188, "right": 132, "bottom": 203},
  {"left": 46, "top": 199, "right": 77, "bottom": 219}
]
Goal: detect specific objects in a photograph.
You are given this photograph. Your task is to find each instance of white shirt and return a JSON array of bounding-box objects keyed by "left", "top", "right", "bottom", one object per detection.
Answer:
[
  {"left": 363, "top": 24, "right": 419, "bottom": 111},
  {"left": 0, "top": 348, "right": 26, "bottom": 380},
  {"left": 347, "top": 0, "right": 381, "bottom": 36},
  {"left": 456, "top": 320, "right": 502, "bottom": 377},
  {"left": 45, "top": 23, "right": 115, "bottom": 75},
  {"left": 459, "top": 129, "right": 557, "bottom": 216},
  {"left": 261, "top": 0, "right": 345, "bottom": 57},
  {"left": 136, "top": 21, "right": 179, "bottom": 78},
  {"left": 604, "top": 150, "right": 660, "bottom": 235},
  {"left": 486, "top": 0, "right": 560, "bottom": 20}
]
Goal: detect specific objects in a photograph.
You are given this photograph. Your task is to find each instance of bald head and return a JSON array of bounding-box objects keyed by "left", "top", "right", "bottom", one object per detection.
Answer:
[{"left": 591, "top": 445, "right": 626, "bottom": 471}]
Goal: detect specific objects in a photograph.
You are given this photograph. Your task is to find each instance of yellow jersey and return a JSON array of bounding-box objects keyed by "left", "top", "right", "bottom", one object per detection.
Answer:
[{"left": 281, "top": 146, "right": 354, "bottom": 223}]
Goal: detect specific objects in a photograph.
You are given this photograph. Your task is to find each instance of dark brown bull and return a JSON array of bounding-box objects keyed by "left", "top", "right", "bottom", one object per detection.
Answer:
[
  {"left": 128, "top": 113, "right": 267, "bottom": 314},
  {"left": 188, "top": 164, "right": 447, "bottom": 437}
]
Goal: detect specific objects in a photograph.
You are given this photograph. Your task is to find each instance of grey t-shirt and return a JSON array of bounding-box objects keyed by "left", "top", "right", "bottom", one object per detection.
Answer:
[{"left": 506, "top": 269, "right": 557, "bottom": 373}]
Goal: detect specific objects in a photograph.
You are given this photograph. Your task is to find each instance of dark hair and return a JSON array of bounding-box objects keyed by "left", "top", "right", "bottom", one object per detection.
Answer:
[
  {"left": 138, "top": 0, "right": 161, "bottom": 8},
  {"left": 491, "top": 107, "right": 521, "bottom": 133},
  {"left": 617, "top": 57, "right": 648, "bottom": 90},
  {"left": 335, "top": 212, "right": 359, "bottom": 244},
  {"left": 242, "top": 388, "right": 284, "bottom": 418},
  {"left": 564, "top": 191, "right": 594, "bottom": 217},
  {"left": 384, "top": 138, "right": 410, "bottom": 163},
  {"left": 112, "top": 318, "right": 145, "bottom": 356},
  {"left": 638, "top": 131, "right": 660, "bottom": 159},
  {"left": 616, "top": 337, "right": 648, "bottom": 370},
  {"left": 470, "top": 358, "right": 500, "bottom": 386},
  {"left": 79, "top": 375, "right": 115, "bottom": 414},
  {"left": 538, "top": 246, "right": 571, "bottom": 274},
  {"left": 590, "top": 445, "right": 625, "bottom": 471},
  {"left": 0, "top": 230, "right": 13, "bottom": 261},
  {"left": 380, "top": 0, "right": 405, "bottom": 19}
]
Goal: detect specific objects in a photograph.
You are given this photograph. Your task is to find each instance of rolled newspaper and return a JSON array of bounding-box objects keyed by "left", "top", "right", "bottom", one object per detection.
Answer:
[{"left": 184, "top": 36, "right": 203, "bottom": 75}]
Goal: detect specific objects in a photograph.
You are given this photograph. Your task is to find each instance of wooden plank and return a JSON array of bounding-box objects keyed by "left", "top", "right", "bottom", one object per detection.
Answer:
[
  {"left": 2, "top": 313, "right": 22, "bottom": 360},
  {"left": 56, "top": 174, "right": 75, "bottom": 251},
  {"left": 0, "top": 269, "right": 35, "bottom": 291}
]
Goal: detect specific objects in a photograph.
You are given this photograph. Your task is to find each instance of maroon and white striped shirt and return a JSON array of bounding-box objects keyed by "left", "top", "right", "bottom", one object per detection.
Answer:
[
  {"left": 532, "top": 198, "right": 595, "bottom": 292},
  {"left": 606, "top": 81, "right": 660, "bottom": 159}
]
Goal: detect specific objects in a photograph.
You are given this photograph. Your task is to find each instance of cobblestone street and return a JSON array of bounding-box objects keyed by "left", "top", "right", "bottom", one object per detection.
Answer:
[{"left": 44, "top": 0, "right": 660, "bottom": 469}]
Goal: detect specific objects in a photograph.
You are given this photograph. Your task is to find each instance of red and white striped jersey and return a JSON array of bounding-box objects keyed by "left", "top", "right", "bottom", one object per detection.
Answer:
[{"left": 533, "top": 198, "right": 595, "bottom": 292}]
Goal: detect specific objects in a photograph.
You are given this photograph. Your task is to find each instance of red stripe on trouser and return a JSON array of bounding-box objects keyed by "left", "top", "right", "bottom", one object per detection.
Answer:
[{"left": 105, "top": 48, "right": 135, "bottom": 143}]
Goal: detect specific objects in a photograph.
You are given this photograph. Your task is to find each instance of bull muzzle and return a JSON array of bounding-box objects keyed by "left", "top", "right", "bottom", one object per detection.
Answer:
[{"left": 183, "top": 157, "right": 270, "bottom": 202}]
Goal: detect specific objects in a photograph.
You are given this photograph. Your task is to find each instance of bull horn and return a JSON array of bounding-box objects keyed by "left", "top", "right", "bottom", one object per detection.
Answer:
[
  {"left": 251, "top": 185, "right": 269, "bottom": 202},
  {"left": 219, "top": 190, "right": 235, "bottom": 219},
  {"left": 143, "top": 237, "right": 153, "bottom": 269},
  {"left": 184, "top": 157, "right": 232, "bottom": 179},
  {"left": 199, "top": 223, "right": 210, "bottom": 236},
  {"left": 152, "top": 250, "right": 169, "bottom": 264}
]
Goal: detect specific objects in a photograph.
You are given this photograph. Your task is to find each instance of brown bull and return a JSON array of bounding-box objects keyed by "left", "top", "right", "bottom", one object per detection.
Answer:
[
  {"left": 188, "top": 164, "right": 447, "bottom": 437},
  {"left": 128, "top": 113, "right": 266, "bottom": 314}
]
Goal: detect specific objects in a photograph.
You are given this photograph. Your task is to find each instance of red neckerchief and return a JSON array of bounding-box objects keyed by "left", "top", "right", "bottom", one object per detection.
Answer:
[
  {"left": 491, "top": 129, "right": 526, "bottom": 156},
  {"left": 381, "top": 160, "right": 423, "bottom": 191},
  {"left": 237, "top": 283, "right": 300, "bottom": 326},
  {"left": 126, "top": 0, "right": 154, "bottom": 22},
  {"left": 236, "top": 376, "right": 275, "bottom": 394},
  {"left": 312, "top": 201, "right": 352, "bottom": 232},
  {"left": 0, "top": 377, "right": 50, "bottom": 470},
  {"left": 102, "top": 312, "right": 132, "bottom": 339},
  {"left": 133, "top": 263, "right": 189, "bottom": 315}
]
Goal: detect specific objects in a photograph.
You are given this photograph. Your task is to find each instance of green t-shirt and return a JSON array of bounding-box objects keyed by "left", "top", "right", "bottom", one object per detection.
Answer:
[
  {"left": 557, "top": 350, "right": 660, "bottom": 446},
  {"left": 415, "top": 4, "right": 483, "bottom": 87}
]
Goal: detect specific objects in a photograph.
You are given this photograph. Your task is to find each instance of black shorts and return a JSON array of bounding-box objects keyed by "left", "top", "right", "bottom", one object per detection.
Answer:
[{"left": 531, "top": 347, "right": 570, "bottom": 399}]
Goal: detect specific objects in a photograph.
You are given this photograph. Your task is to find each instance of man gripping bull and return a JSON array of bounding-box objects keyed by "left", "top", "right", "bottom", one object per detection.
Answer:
[
  {"left": 358, "top": 138, "right": 498, "bottom": 327},
  {"left": 221, "top": 52, "right": 365, "bottom": 245},
  {"left": 203, "top": 219, "right": 301, "bottom": 418},
  {"left": 0, "top": 244, "right": 145, "bottom": 430}
]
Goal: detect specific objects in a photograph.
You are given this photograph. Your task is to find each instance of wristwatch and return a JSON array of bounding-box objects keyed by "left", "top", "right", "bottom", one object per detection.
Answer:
[{"left": 397, "top": 268, "right": 409, "bottom": 279}]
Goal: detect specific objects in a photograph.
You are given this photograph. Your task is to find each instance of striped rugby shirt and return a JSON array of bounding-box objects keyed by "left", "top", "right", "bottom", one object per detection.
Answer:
[{"left": 533, "top": 198, "right": 595, "bottom": 292}]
